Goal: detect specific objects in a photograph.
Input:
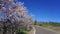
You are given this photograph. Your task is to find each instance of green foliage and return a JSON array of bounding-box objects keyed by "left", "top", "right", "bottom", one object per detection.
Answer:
[
  {"left": 34, "top": 20, "right": 38, "bottom": 25},
  {"left": 17, "top": 29, "right": 27, "bottom": 34}
]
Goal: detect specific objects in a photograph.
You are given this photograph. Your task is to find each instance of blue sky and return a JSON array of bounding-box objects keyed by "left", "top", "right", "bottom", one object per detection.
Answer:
[
  {"left": 12, "top": 0, "right": 60, "bottom": 22},
  {"left": 18, "top": 0, "right": 60, "bottom": 22}
]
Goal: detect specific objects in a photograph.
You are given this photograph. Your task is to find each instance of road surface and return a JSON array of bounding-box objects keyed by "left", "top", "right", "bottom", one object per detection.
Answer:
[{"left": 35, "top": 26, "right": 58, "bottom": 34}]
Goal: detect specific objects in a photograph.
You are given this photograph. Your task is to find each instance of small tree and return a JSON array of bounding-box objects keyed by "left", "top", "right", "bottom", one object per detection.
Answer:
[{"left": 34, "top": 20, "right": 38, "bottom": 25}]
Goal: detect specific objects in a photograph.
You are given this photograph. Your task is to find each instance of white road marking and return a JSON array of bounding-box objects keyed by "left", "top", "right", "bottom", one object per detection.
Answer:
[{"left": 33, "top": 27, "right": 36, "bottom": 34}]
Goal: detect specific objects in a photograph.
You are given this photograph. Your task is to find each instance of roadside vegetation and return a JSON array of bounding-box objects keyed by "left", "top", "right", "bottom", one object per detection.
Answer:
[
  {"left": 17, "top": 29, "right": 28, "bottom": 34},
  {"left": 34, "top": 21, "right": 60, "bottom": 27},
  {"left": 40, "top": 22, "right": 60, "bottom": 27}
]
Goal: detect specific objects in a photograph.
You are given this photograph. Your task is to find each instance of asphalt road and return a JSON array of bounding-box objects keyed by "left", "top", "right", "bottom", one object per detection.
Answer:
[{"left": 35, "top": 26, "right": 58, "bottom": 34}]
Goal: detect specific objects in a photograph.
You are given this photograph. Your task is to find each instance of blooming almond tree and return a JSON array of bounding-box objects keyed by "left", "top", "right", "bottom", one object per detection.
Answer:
[{"left": 0, "top": 0, "right": 33, "bottom": 34}]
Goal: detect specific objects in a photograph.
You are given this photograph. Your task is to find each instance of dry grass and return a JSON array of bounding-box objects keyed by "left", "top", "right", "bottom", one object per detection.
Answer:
[
  {"left": 49, "top": 27, "right": 60, "bottom": 32},
  {"left": 28, "top": 29, "right": 34, "bottom": 34},
  {"left": 42, "top": 25, "right": 60, "bottom": 33}
]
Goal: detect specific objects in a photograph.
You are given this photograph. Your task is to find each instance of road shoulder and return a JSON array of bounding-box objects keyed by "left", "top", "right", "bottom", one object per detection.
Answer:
[{"left": 28, "top": 27, "right": 35, "bottom": 34}]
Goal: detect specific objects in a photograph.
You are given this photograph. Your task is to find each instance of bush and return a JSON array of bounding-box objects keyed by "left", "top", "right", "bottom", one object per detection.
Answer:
[{"left": 39, "top": 24, "right": 42, "bottom": 26}]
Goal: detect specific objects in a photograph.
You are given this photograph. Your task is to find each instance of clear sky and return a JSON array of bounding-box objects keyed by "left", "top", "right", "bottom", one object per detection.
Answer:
[{"left": 19, "top": 0, "right": 60, "bottom": 22}]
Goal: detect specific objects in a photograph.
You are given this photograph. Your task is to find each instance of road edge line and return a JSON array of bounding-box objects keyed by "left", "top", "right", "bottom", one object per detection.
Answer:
[{"left": 33, "top": 27, "right": 36, "bottom": 34}]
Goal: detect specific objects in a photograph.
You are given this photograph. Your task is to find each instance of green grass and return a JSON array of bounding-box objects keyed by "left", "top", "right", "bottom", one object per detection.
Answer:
[
  {"left": 17, "top": 29, "right": 28, "bottom": 34},
  {"left": 42, "top": 22, "right": 60, "bottom": 27}
]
